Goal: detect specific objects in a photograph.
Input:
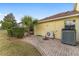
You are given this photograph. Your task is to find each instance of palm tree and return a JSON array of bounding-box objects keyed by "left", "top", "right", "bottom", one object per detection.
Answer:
[{"left": 21, "top": 16, "right": 38, "bottom": 35}]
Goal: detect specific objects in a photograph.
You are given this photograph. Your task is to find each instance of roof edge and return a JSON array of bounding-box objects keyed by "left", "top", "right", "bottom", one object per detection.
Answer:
[{"left": 38, "top": 14, "right": 79, "bottom": 23}]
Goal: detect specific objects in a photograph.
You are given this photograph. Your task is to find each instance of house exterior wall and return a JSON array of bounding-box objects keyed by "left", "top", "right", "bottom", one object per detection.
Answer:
[
  {"left": 74, "top": 3, "right": 79, "bottom": 11},
  {"left": 34, "top": 16, "right": 79, "bottom": 41},
  {"left": 76, "top": 4, "right": 79, "bottom": 11}
]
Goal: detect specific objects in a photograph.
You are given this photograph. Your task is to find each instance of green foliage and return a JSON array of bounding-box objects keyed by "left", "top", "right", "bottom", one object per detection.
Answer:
[
  {"left": 2, "top": 13, "right": 17, "bottom": 29},
  {"left": 30, "top": 19, "right": 38, "bottom": 31},
  {"left": 33, "top": 20, "right": 38, "bottom": 25},
  {"left": 7, "top": 29, "right": 13, "bottom": 37},
  {"left": 7, "top": 27, "right": 25, "bottom": 38},
  {"left": 2, "top": 21, "right": 14, "bottom": 29},
  {"left": 21, "top": 16, "right": 32, "bottom": 32},
  {"left": 21, "top": 16, "right": 38, "bottom": 34},
  {"left": 12, "top": 27, "right": 25, "bottom": 38},
  {"left": 0, "top": 21, "right": 2, "bottom": 23},
  {"left": 22, "top": 16, "right": 32, "bottom": 26}
]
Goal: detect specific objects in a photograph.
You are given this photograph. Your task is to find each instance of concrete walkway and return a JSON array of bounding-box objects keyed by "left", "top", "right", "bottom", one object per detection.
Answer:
[{"left": 22, "top": 36, "right": 79, "bottom": 56}]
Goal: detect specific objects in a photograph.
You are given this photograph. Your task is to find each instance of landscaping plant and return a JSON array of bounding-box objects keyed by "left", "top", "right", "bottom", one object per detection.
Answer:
[
  {"left": 21, "top": 16, "right": 38, "bottom": 35},
  {"left": 7, "top": 27, "right": 25, "bottom": 38}
]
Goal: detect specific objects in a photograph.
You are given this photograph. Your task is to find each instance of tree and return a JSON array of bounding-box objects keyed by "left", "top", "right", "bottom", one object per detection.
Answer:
[
  {"left": 0, "top": 20, "right": 3, "bottom": 24},
  {"left": 21, "top": 16, "right": 38, "bottom": 34},
  {"left": 0, "top": 21, "right": 1, "bottom": 23},
  {"left": 0, "top": 20, "right": 2, "bottom": 29},
  {"left": 2, "top": 13, "right": 17, "bottom": 29},
  {"left": 29, "top": 19, "right": 38, "bottom": 32}
]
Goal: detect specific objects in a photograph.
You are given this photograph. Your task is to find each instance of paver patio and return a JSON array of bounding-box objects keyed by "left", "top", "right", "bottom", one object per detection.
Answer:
[{"left": 22, "top": 36, "right": 79, "bottom": 56}]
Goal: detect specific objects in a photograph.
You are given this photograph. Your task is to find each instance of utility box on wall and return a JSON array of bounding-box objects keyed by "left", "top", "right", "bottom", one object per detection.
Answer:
[{"left": 62, "top": 29, "right": 76, "bottom": 46}]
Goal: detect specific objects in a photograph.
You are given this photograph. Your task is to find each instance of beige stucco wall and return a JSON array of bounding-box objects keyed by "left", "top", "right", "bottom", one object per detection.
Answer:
[
  {"left": 76, "top": 3, "right": 79, "bottom": 11},
  {"left": 34, "top": 16, "right": 79, "bottom": 41}
]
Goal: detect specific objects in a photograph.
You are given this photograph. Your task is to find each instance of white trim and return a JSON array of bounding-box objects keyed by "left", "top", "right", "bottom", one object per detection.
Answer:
[{"left": 38, "top": 14, "right": 79, "bottom": 23}]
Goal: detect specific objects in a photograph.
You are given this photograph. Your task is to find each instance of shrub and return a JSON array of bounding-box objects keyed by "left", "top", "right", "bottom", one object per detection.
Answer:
[
  {"left": 7, "top": 27, "right": 25, "bottom": 38},
  {"left": 13, "top": 27, "right": 25, "bottom": 38},
  {"left": 7, "top": 29, "right": 13, "bottom": 37}
]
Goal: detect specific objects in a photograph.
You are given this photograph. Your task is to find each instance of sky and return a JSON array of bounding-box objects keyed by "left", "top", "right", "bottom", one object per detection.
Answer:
[{"left": 0, "top": 3, "right": 74, "bottom": 22}]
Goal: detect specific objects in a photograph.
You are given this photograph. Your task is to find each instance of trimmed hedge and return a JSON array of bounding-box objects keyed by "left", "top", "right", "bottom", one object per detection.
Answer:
[{"left": 7, "top": 27, "right": 25, "bottom": 38}]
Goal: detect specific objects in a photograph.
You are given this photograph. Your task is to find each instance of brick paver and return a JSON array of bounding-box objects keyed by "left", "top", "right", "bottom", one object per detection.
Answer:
[{"left": 22, "top": 36, "right": 79, "bottom": 56}]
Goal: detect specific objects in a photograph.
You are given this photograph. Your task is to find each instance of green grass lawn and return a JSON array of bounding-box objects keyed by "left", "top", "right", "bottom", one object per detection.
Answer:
[{"left": 0, "top": 30, "right": 41, "bottom": 56}]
